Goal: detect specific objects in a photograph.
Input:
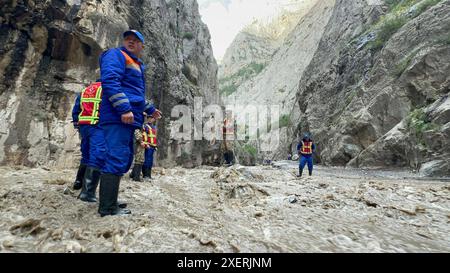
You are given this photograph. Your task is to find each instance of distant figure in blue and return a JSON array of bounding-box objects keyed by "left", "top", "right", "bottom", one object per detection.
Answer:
[{"left": 297, "top": 133, "right": 316, "bottom": 177}]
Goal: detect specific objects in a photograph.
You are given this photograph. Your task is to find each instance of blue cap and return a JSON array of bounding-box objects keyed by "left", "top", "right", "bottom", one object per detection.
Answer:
[{"left": 123, "top": 30, "right": 144, "bottom": 44}]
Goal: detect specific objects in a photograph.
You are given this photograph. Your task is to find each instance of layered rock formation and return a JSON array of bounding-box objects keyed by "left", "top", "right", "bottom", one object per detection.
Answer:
[
  {"left": 219, "top": 0, "right": 322, "bottom": 100},
  {"left": 220, "top": 0, "right": 449, "bottom": 176},
  {"left": 219, "top": 0, "right": 334, "bottom": 165},
  {"left": 295, "top": 0, "right": 450, "bottom": 176},
  {"left": 0, "top": 0, "right": 219, "bottom": 168}
]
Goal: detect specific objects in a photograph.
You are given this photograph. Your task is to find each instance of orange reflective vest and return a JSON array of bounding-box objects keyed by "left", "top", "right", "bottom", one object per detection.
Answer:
[
  {"left": 300, "top": 141, "right": 313, "bottom": 155},
  {"left": 78, "top": 82, "right": 102, "bottom": 125},
  {"left": 223, "top": 118, "right": 234, "bottom": 136},
  {"left": 143, "top": 124, "right": 157, "bottom": 147},
  {"left": 120, "top": 50, "right": 142, "bottom": 72}
]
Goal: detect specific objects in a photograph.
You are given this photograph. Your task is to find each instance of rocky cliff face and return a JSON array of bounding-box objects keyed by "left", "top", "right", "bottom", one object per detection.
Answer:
[
  {"left": 219, "top": 0, "right": 320, "bottom": 98},
  {"left": 220, "top": 0, "right": 449, "bottom": 176},
  {"left": 218, "top": 0, "right": 315, "bottom": 81},
  {"left": 295, "top": 0, "right": 450, "bottom": 176},
  {"left": 0, "top": 0, "right": 219, "bottom": 168},
  {"left": 219, "top": 0, "right": 334, "bottom": 164}
]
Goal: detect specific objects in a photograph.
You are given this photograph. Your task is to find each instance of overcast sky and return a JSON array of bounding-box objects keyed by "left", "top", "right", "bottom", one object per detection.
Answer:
[{"left": 197, "top": 0, "right": 302, "bottom": 61}]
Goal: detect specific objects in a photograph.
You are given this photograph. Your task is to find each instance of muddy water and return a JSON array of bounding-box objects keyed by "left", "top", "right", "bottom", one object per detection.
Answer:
[{"left": 0, "top": 162, "right": 449, "bottom": 253}]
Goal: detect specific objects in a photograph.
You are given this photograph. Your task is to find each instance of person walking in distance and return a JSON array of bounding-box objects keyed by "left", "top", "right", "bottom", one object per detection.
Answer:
[{"left": 297, "top": 133, "right": 316, "bottom": 177}]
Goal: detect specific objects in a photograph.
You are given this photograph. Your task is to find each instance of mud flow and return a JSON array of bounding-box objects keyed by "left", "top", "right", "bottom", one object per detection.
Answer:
[{"left": 0, "top": 162, "right": 449, "bottom": 252}]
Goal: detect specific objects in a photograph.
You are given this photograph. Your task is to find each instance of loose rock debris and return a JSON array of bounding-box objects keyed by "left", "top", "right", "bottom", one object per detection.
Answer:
[{"left": 0, "top": 164, "right": 449, "bottom": 252}]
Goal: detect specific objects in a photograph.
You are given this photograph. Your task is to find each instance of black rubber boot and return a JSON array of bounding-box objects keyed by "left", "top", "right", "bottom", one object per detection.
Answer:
[
  {"left": 98, "top": 174, "right": 131, "bottom": 217},
  {"left": 229, "top": 151, "right": 235, "bottom": 166},
  {"left": 73, "top": 164, "right": 87, "bottom": 190},
  {"left": 309, "top": 169, "right": 312, "bottom": 176},
  {"left": 118, "top": 200, "right": 127, "bottom": 209},
  {"left": 224, "top": 152, "right": 230, "bottom": 165},
  {"left": 142, "top": 167, "right": 152, "bottom": 180},
  {"left": 79, "top": 167, "right": 100, "bottom": 203},
  {"left": 131, "top": 164, "right": 143, "bottom": 182},
  {"left": 297, "top": 168, "right": 303, "bottom": 177},
  {"left": 129, "top": 162, "right": 137, "bottom": 180}
]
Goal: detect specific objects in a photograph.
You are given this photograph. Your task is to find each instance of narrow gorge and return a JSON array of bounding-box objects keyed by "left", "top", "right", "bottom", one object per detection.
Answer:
[{"left": 220, "top": 0, "right": 450, "bottom": 177}]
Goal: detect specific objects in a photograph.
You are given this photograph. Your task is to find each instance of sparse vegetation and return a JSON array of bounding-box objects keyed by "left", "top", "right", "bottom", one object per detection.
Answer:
[
  {"left": 385, "top": 0, "right": 402, "bottom": 10},
  {"left": 279, "top": 114, "right": 291, "bottom": 128},
  {"left": 413, "top": 0, "right": 443, "bottom": 17},
  {"left": 220, "top": 83, "right": 238, "bottom": 96},
  {"left": 345, "top": 90, "right": 358, "bottom": 105},
  {"left": 369, "top": 0, "right": 443, "bottom": 51},
  {"left": 369, "top": 16, "right": 407, "bottom": 51},
  {"left": 219, "top": 63, "right": 267, "bottom": 96},
  {"left": 444, "top": 34, "right": 450, "bottom": 45},
  {"left": 393, "top": 49, "right": 419, "bottom": 77},
  {"left": 385, "top": 0, "right": 417, "bottom": 12},
  {"left": 235, "top": 62, "right": 265, "bottom": 80},
  {"left": 183, "top": 32, "right": 195, "bottom": 40},
  {"left": 406, "top": 108, "right": 440, "bottom": 144},
  {"left": 219, "top": 62, "right": 266, "bottom": 84},
  {"left": 243, "top": 144, "right": 257, "bottom": 158},
  {"left": 436, "top": 33, "right": 450, "bottom": 45}
]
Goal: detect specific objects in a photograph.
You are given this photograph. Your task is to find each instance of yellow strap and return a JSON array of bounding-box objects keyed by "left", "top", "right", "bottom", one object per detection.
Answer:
[
  {"left": 95, "top": 87, "right": 103, "bottom": 99},
  {"left": 81, "top": 98, "right": 102, "bottom": 102}
]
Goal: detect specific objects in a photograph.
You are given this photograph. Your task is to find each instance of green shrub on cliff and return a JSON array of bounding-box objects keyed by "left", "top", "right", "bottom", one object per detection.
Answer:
[
  {"left": 406, "top": 109, "right": 440, "bottom": 145},
  {"left": 369, "top": 0, "right": 443, "bottom": 50}
]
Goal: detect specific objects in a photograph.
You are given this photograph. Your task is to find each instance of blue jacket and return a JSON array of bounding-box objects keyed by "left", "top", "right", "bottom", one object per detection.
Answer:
[
  {"left": 99, "top": 47, "right": 156, "bottom": 128},
  {"left": 72, "top": 94, "right": 81, "bottom": 125}
]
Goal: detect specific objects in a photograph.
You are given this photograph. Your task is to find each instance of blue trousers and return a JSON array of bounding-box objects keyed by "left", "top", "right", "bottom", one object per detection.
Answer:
[
  {"left": 299, "top": 155, "right": 313, "bottom": 173},
  {"left": 101, "top": 124, "right": 135, "bottom": 176},
  {"left": 143, "top": 147, "right": 155, "bottom": 168},
  {"left": 79, "top": 125, "right": 106, "bottom": 169}
]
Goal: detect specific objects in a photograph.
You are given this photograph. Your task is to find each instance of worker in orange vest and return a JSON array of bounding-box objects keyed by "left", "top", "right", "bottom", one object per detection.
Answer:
[
  {"left": 297, "top": 133, "right": 316, "bottom": 177},
  {"left": 72, "top": 81, "right": 127, "bottom": 209},
  {"left": 143, "top": 116, "right": 158, "bottom": 180},
  {"left": 130, "top": 114, "right": 158, "bottom": 181},
  {"left": 71, "top": 81, "right": 105, "bottom": 202}
]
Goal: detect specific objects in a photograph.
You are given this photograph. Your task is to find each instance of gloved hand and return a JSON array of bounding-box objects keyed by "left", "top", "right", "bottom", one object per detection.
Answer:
[{"left": 151, "top": 109, "right": 162, "bottom": 120}]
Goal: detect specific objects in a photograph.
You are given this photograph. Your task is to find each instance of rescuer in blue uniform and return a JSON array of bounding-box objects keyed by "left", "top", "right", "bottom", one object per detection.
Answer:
[
  {"left": 297, "top": 133, "right": 316, "bottom": 177},
  {"left": 71, "top": 81, "right": 106, "bottom": 203},
  {"left": 71, "top": 96, "right": 87, "bottom": 191},
  {"left": 98, "top": 30, "right": 161, "bottom": 217}
]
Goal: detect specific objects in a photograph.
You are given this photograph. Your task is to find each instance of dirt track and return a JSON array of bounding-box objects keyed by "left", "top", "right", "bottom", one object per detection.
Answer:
[{"left": 0, "top": 162, "right": 449, "bottom": 253}]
